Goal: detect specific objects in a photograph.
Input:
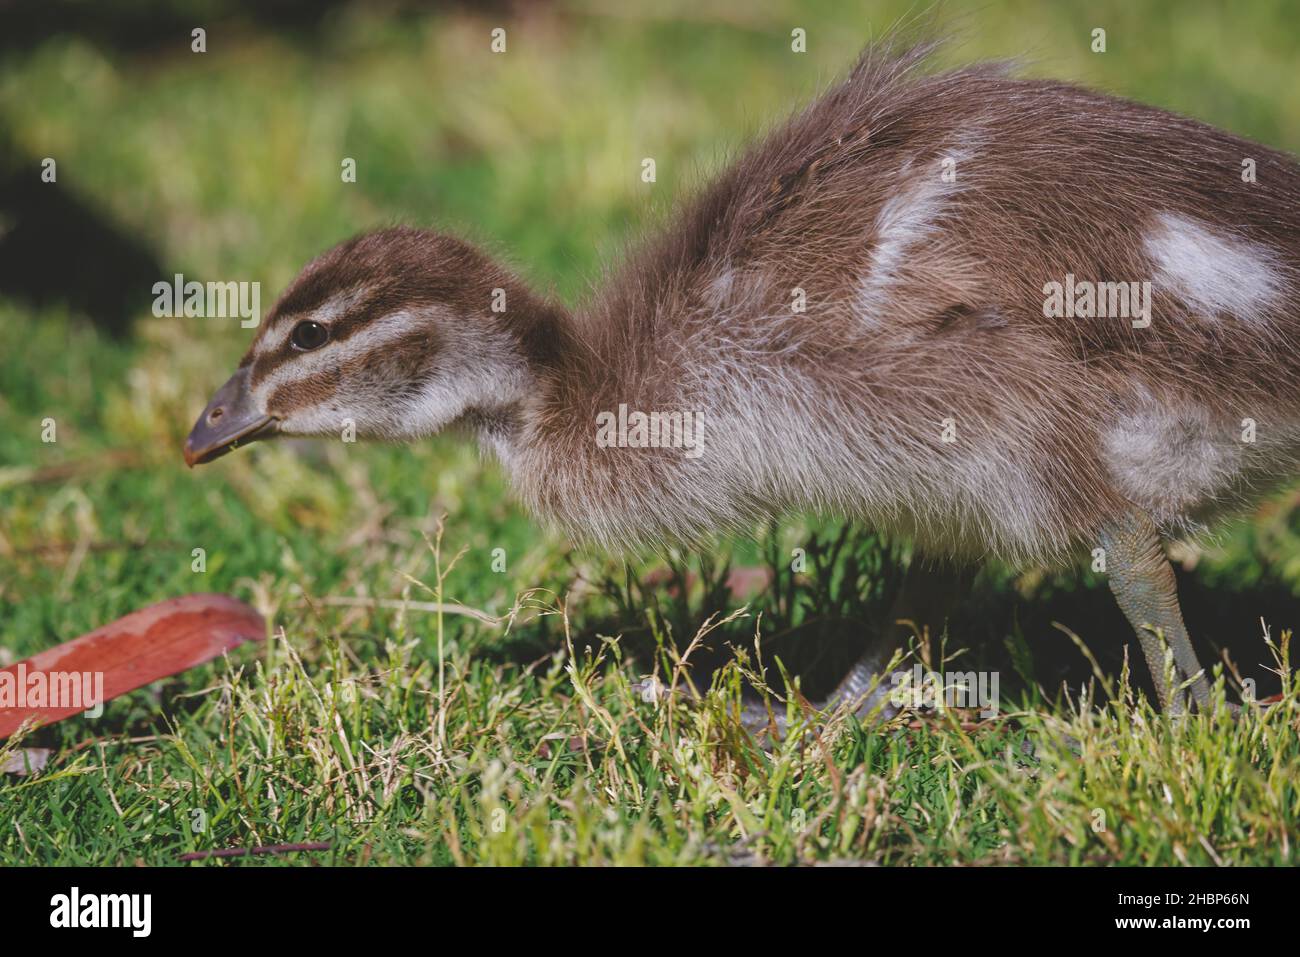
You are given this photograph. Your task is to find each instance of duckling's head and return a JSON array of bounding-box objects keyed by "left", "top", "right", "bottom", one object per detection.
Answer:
[{"left": 184, "top": 226, "right": 561, "bottom": 466}]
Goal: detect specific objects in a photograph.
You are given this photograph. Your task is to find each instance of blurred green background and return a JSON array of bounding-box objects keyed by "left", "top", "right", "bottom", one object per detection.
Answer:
[{"left": 4, "top": 0, "right": 1300, "bottom": 703}]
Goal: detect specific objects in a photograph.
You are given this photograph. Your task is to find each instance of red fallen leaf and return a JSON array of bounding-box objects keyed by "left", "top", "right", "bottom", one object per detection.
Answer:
[{"left": 0, "top": 593, "right": 266, "bottom": 740}]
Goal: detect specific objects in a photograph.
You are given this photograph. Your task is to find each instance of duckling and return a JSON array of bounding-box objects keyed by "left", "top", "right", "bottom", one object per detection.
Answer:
[{"left": 185, "top": 40, "right": 1300, "bottom": 716}]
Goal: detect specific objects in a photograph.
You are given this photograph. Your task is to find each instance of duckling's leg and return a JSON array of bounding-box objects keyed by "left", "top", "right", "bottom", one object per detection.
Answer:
[
  {"left": 1098, "top": 512, "right": 1212, "bottom": 714},
  {"left": 830, "top": 557, "right": 975, "bottom": 716},
  {"left": 743, "top": 556, "right": 973, "bottom": 735}
]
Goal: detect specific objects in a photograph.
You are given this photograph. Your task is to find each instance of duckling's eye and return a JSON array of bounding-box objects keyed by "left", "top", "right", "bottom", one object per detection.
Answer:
[{"left": 290, "top": 320, "right": 329, "bottom": 351}]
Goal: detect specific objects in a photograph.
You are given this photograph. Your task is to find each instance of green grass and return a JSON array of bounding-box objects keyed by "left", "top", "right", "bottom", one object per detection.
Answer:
[{"left": 2, "top": 0, "right": 1300, "bottom": 865}]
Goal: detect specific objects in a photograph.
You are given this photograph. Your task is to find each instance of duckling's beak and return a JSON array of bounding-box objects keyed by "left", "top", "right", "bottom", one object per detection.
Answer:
[{"left": 183, "top": 367, "right": 279, "bottom": 467}]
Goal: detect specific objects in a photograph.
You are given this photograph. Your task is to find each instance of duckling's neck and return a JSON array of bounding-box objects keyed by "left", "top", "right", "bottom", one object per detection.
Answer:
[
  {"left": 460, "top": 296, "right": 578, "bottom": 480},
  {"left": 465, "top": 403, "right": 531, "bottom": 468},
  {"left": 456, "top": 292, "right": 646, "bottom": 544}
]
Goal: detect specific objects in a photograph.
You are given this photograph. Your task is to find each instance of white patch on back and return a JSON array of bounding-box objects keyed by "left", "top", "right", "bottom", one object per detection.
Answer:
[
  {"left": 856, "top": 150, "right": 969, "bottom": 326},
  {"left": 1143, "top": 212, "right": 1284, "bottom": 324}
]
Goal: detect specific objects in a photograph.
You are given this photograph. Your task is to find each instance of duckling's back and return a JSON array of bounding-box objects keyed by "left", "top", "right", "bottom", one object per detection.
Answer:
[{"left": 559, "top": 42, "right": 1300, "bottom": 562}]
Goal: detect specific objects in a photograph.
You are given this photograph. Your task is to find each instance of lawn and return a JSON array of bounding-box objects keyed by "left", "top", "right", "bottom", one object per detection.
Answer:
[{"left": 1, "top": 0, "right": 1298, "bottom": 865}]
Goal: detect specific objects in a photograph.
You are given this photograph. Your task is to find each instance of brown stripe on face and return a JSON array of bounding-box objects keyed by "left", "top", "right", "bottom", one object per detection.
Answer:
[
  {"left": 263, "top": 326, "right": 443, "bottom": 418},
  {"left": 248, "top": 293, "right": 444, "bottom": 388},
  {"left": 240, "top": 284, "right": 367, "bottom": 372},
  {"left": 363, "top": 327, "right": 444, "bottom": 392},
  {"left": 326, "top": 293, "right": 443, "bottom": 347},
  {"left": 250, "top": 345, "right": 294, "bottom": 388},
  {"left": 266, "top": 366, "right": 343, "bottom": 416}
]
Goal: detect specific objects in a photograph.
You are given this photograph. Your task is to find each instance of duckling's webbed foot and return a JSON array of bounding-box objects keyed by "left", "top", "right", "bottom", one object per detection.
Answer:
[{"left": 1099, "top": 512, "right": 1212, "bottom": 714}]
